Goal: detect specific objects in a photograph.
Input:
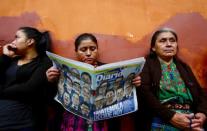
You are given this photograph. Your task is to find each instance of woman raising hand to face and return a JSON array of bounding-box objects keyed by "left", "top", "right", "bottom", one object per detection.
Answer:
[{"left": 0, "top": 27, "right": 52, "bottom": 131}]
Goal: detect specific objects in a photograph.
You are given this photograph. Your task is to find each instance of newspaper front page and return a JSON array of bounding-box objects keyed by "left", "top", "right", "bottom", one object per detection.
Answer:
[{"left": 46, "top": 51, "right": 145, "bottom": 121}]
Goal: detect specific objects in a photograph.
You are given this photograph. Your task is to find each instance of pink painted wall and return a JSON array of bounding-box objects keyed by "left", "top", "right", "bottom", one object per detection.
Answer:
[{"left": 0, "top": 0, "right": 207, "bottom": 89}]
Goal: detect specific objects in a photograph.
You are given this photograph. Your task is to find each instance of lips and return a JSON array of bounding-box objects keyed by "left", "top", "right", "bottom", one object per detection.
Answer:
[{"left": 164, "top": 49, "right": 174, "bottom": 52}]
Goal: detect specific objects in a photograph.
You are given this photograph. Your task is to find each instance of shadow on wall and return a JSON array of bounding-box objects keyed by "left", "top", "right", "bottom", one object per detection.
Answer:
[
  {"left": 0, "top": 12, "right": 41, "bottom": 46},
  {"left": 0, "top": 12, "right": 207, "bottom": 89},
  {"left": 51, "top": 12, "right": 207, "bottom": 89}
]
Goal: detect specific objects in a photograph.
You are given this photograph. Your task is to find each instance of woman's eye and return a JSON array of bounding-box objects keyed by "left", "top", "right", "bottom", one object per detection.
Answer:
[
  {"left": 80, "top": 47, "right": 87, "bottom": 52},
  {"left": 169, "top": 38, "right": 176, "bottom": 42},
  {"left": 159, "top": 38, "right": 166, "bottom": 43},
  {"left": 90, "top": 46, "right": 96, "bottom": 51}
]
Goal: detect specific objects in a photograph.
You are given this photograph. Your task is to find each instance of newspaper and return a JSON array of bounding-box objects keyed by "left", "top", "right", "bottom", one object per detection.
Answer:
[{"left": 46, "top": 51, "right": 145, "bottom": 121}]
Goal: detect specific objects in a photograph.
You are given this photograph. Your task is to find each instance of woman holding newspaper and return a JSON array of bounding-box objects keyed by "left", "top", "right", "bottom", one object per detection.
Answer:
[
  {"left": 46, "top": 33, "right": 142, "bottom": 131},
  {"left": 138, "top": 28, "right": 207, "bottom": 130},
  {"left": 0, "top": 27, "right": 52, "bottom": 130}
]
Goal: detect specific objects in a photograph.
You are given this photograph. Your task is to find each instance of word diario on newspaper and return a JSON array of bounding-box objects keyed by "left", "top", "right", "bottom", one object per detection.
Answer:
[{"left": 46, "top": 51, "right": 145, "bottom": 121}]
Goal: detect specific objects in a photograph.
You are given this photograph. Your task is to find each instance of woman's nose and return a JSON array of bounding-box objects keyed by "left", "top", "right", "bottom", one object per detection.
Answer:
[
  {"left": 166, "top": 40, "right": 172, "bottom": 46},
  {"left": 86, "top": 49, "right": 92, "bottom": 55}
]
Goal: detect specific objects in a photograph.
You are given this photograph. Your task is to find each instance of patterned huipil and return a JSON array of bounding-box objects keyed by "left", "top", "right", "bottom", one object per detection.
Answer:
[
  {"left": 61, "top": 112, "right": 106, "bottom": 131},
  {"left": 151, "top": 60, "right": 193, "bottom": 131}
]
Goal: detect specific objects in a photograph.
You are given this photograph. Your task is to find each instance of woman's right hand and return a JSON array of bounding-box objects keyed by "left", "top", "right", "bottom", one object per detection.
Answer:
[
  {"left": 3, "top": 44, "right": 17, "bottom": 58},
  {"left": 46, "top": 66, "right": 60, "bottom": 82}
]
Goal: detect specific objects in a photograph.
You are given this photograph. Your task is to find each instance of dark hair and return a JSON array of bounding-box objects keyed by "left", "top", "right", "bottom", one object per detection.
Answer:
[
  {"left": 75, "top": 33, "right": 98, "bottom": 52},
  {"left": 19, "top": 26, "right": 51, "bottom": 55},
  {"left": 150, "top": 27, "right": 178, "bottom": 57}
]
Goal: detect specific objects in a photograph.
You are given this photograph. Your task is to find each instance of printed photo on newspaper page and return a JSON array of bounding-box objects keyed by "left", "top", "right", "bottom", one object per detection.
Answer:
[{"left": 46, "top": 51, "right": 145, "bottom": 121}]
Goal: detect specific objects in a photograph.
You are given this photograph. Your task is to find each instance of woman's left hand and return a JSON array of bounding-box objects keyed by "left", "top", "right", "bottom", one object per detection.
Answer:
[
  {"left": 191, "top": 113, "right": 206, "bottom": 129},
  {"left": 132, "top": 75, "right": 141, "bottom": 87}
]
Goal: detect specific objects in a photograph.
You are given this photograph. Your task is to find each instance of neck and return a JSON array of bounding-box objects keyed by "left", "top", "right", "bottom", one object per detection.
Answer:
[
  {"left": 18, "top": 50, "right": 38, "bottom": 65},
  {"left": 22, "top": 51, "right": 38, "bottom": 60},
  {"left": 158, "top": 56, "right": 173, "bottom": 65}
]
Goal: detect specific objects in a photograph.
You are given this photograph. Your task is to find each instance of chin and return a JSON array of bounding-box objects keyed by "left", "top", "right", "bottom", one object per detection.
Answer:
[
  {"left": 163, "top": 53, "right": 175, "bottom": 57},
  {"left": 166, "top": 55, "right": 175, "bottom": 58}
]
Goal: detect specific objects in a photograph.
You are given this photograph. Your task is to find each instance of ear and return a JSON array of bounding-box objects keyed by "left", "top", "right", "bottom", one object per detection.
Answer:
[
  {"left": 27, "top": 38, "right": 35, "bottom": 46},
  {"left": 152, "top": 47, "right": 156, "bottom": 52}
]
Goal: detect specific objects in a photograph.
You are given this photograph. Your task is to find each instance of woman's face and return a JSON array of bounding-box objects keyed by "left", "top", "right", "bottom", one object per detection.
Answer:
[
  {"left": 152, "top": 32, "right": 177, "bottom": 61},
  {"left": 11, "top": 30, "right": 30, "bottom": 55},
  {"left": 76, "top": 39, "right": 98, "bottom": 65}
]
